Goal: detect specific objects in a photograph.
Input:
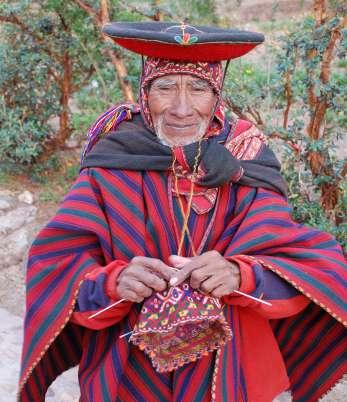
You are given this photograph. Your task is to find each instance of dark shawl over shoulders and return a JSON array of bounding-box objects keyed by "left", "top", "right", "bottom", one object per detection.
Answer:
[{"left": 82, "top": 113, "right": 287, "bottom": 196}]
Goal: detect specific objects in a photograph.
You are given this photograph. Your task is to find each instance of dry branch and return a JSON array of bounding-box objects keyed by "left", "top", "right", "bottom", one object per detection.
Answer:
[
  {"left": 283, "top": 71, "right": 293, "bottom": 129},
  {"left": 73, "top": 0, "right": 98, "bottom": 19},
  {"left": 303, "top": 0, "right": 346, "bottom": 215},
  {"left": 117, "top": 3, "right": 169, "bottom": 21},
  {"left": 72, "top": 0, "right": 134, "bottom": 102},
  {"left": 0, "top": 14, "right": 61, "bottom": 61}
]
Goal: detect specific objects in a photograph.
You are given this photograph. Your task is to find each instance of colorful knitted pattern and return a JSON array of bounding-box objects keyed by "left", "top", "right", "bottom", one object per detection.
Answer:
[
  {"left": 130, "top": 283, "right": 232, "bottom": 372},
  {"left": 81, "top": 103, "right": 140, "bottom": 163}
]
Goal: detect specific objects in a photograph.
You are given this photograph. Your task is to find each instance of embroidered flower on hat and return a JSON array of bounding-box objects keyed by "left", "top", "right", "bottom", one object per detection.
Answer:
[{"left": 166, "top": 22, "right": 201, "bottom": 45}]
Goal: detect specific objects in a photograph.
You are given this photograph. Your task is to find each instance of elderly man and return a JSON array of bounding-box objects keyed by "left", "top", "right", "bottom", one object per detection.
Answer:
[{"left": 19, "top": 22, "right": 346, "bottom": 402}]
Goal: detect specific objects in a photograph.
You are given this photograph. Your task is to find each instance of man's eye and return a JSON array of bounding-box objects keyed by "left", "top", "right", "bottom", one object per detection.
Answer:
[
  {"left": 156, "top": 85, "right": 174, "bottom": 91},
  {"left": 190, "top": 85, "right": 210, "bottom": 93}
]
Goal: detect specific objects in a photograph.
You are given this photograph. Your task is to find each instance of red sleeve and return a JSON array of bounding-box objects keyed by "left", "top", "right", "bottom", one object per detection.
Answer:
[
  {"left": 222, "top": 255, "right": 310, "bottom": 319},
  {"left": 71, "top": 260, "right": 133, "bottom": 330}
]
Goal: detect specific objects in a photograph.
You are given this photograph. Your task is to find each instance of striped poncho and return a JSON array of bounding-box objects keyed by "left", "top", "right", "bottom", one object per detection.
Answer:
[{"left": 18, "top": 116, "right": 346, "bottom": 402}]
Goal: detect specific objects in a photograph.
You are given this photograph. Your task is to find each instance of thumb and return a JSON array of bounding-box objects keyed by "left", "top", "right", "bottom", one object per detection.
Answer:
[
  {"left": 169, "top": 256, "right": 194, "bottom": 287},
  {"left": 168, "top": 255, "right": 192, "bottom": 268}
]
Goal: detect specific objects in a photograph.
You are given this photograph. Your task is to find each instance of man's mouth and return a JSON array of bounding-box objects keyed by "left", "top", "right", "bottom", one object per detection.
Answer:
[{"left": 165, "top": 123, "right": 197, "bottom": 130}]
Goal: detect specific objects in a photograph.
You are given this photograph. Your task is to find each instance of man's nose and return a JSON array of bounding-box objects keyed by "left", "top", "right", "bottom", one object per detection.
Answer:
[{"left": 169, "top": 90, "right": 194, "bottom": 118}]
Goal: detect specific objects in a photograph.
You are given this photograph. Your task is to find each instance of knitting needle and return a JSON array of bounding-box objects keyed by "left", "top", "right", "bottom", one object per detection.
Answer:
[
  {"left": 88, "top": 268, "right": 181, "bottom": 319},
  {"left": 119, "top": 290, "right": 272, "bottom": 339},
  {"left": 88, "top": 288, "right": 271, "bottom": 320},
  {"left": 117, "top": 293, "right": 271, "bottom": 339},
  {"left": 233, "top": 290, "right": 272, "bottom": 306},
  {"left": 88, "top": 298, "right": 127, "bottom": 319},
  {"left": 119, "top": 330, "right": 134, "bottom": 339}
]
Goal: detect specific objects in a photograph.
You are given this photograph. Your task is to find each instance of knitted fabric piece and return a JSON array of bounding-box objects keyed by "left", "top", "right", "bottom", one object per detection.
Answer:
[{"left": 130, "top": 283, "right": 232, "bottom": 372}]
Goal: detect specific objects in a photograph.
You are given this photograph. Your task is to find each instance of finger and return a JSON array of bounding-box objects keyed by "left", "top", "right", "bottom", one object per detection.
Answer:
[
  {"left": 120, "top": 289, "right": 144, "bottom": 303},
  {"left": 169, "top": 251, "right": 222, "bottom": 282},
  {"left": 170, "top": 259, "right": 207, "bottom": 286},
  {"left": 121, "top": 277, "right": 153, "bottom": 298},
  {"left": 131, "top": 270, "right": 167, "bottom": 292},
  {"left": 190, "top": 267, "right": 213, "bottom": 289},
  {"left": 198, "top": 275, "right": 225, "bottom": 294},
  {"left": 132, "top": 280, "right": 153, "bottom": 298},
  {"left": 211, "top": 284, "right": 234, "bottom": 298},
  {"left": 168, "top": 255, "right": 192, "bottom": 268},
  {"left": 210, "top": 274, "right": 240, "bottom": 297},
  {"left": 131, "top": 256, "right": 176, "bottom": 281}
]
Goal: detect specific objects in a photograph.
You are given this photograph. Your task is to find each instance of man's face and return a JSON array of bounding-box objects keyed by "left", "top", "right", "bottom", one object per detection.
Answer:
[{"left": 148, "top": 74, "right": 217, "bottom": 146}]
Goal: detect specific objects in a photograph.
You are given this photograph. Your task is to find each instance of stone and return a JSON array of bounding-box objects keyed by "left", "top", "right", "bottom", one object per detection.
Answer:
[
  {"left": 0, "top": 206, "right": 37, "bottom": 235},
  {"left": 0, "top": 264, "right": 25, "bottom": 316},
  {"left": 0, "top": 228, "right": 30, "bottom": 269},
  {"left": 47, "top": 367, "right": 80, "bottom": 401},
  {"left": 0, "top": 308, "right": 81, "bottom": 402},
  {"left": 0, "top": 190, "right": 14, "bottom": 198},
  {"left": 18, "top": 191, "right": 34, "bottom": 205},
  {"left": 273, "top": 392, "right": 291, "bottom": 401},
  {"left": 0, "top": 308, "right": 23, "bottom": 402},
  {"left": 0, "top": 199, "right": 11, "bottom": 211},
  {"left": 0, "top": 191, "right": 15, "bottom": 212}
]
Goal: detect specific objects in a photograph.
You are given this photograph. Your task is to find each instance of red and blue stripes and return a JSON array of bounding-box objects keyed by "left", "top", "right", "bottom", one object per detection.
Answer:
[{"left": 19, "top": 166, "right": 346, "bottom": 401}]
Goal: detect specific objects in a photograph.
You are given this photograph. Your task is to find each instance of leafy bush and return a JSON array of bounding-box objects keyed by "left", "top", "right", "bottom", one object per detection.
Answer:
[
  {"left": 223, "top": 5, "right": 346, "bottom": 248},
  {"left": 0, "top": 101, "right": 51, "bottom": 166}
]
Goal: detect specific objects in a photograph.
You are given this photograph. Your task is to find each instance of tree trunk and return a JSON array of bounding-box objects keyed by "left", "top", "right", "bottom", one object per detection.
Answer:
[
  {"left": 39, "top": 51, "right": 73, "bottom": 160},
  {"left": 58, "top": 51, "right": 73, "bottom": 146},
  {"left": 100, "top": 0, "right": 134, "bottom": 102},
  {"left": 74, "top": 0, "right": 134, "bottom": 102},
  {"left": 305, "top": 0, "right": 345, "bottom": 218},
  {"left": 151, "top": 0, "right": 163, "bottom": 21},
  {"left": 105, "top": 49, "right": 134, "bottom": 102}
]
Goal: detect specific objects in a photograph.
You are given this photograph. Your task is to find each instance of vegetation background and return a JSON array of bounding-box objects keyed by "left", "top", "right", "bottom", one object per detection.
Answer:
[{"left": 0, "top": 0, "right": 346, "bottom": 249}]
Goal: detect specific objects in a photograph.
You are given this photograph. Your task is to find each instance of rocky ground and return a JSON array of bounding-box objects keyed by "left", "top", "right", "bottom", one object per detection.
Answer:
[
  {"left": 0, "top": 186, "right": 346, "bottom": 401},
  {"left": 0, "top": 188, "right": 79, "bottom": 401}
]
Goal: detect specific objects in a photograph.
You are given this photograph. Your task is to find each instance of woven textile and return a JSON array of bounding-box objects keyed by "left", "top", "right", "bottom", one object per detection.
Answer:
[
  {"left": 130, "top": 283, "right": 232, "bottom": 372},
  {"left": 19, "top": 115, "right": 346, "bottom": 401}
]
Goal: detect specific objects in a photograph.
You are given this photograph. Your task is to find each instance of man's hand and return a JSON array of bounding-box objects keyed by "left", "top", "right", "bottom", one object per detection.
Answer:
[
  {"left": 168, "top": 251, "right": 240, "bottom": 298},
  {"left": 116, "top": 256, "right": 177, "bottom": 303}
]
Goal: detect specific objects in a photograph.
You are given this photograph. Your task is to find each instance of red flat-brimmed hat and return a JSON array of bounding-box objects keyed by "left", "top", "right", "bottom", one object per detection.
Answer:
[{"left": 102, "top": 21, "right": 264, "bottom": 62}]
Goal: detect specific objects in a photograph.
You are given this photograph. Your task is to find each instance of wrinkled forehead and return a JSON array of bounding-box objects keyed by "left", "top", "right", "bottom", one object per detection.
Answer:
[
  {"left": 141, "top": 57, "right": 223, "bottom": 95},
  {"left": 150, "top": 74, "right": 213, "bottom": 90}
]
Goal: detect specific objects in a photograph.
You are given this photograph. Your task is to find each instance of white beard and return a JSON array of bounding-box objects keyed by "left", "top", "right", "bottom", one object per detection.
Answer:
[{"left": 154, "top": 115, "right": 208, "bottom": 146}]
